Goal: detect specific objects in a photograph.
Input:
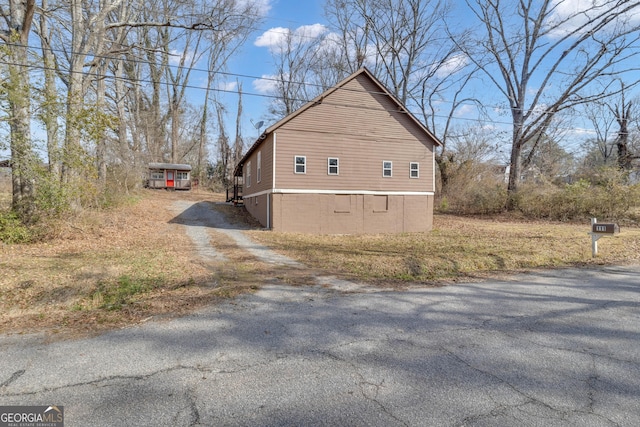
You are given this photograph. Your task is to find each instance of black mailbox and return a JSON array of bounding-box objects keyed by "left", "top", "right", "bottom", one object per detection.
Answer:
[{"left": 592, "top": 223, "right": 620, "bottom": 234}]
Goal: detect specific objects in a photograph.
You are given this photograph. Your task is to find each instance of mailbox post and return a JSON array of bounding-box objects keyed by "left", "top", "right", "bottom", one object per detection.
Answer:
[{"left": 589, "top": 218, "right": 620, "bottom": 257}]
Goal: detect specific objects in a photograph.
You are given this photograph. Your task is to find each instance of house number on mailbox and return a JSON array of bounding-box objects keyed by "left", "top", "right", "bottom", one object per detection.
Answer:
[{"left": 589, "top": 218, "right": 620, "bottom": 257}]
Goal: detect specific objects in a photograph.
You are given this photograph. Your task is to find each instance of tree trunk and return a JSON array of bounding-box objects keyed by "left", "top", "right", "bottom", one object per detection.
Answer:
[
  {"left": 62, "top": 0, "right": 86, "bottom": 183},
  {"left": 6, "top": 0, "right": 36, "bottom": 220},
  {"left": 95, "top": 61, "right": 108, "bottom": 185},
  {"left": 39, "top": 0, "right": 61, "bottom": 178},
  {"left": 614, "top": 97, "right": 633, "bottom": 171},
  {"left": 8, "top": 45, "right": 35, "bottom": 219}
]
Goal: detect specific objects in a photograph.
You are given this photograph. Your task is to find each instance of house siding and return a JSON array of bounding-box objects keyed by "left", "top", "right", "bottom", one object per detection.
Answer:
[
  {"left": 236, "top": 68, "right": 438, "bottom": 234},
  {"left": 273, "top": 75, "right": 434, "bottom": 193},
  {"left": 243, "top": 193, "right": 269, "bottom": 228},
  {"left": 270, "top": 193, "right": 433, "bottom": 234},
  {"left": 243, "top": 136, "right": 275, "bottom": 197},
  {"left": 274, "top": 129, "right": 433, "bottom": 192},
  {"left": 242, "top": 135, "right": 274, "bottom": 227}
]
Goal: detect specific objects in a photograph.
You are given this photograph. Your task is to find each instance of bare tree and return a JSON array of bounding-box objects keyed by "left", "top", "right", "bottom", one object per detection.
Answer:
[
  {"left": 264, "top": 25, "right": 329, "bottom": 118},
  {"left": 324, "top": 0, "right": 480, "bottom": 195},
  {"left": 1, "top": 0, "right": 36, "bottom": 219},
  {"left": 196, "top": 1, "right": 258, "bottom": 181},
  {"left": 610, "top": 83, "right": 639, "bottom": 171},
  {"left": 36, "top": 0, "right": 62, "bottom": 178},
  {"left": 461, "top": 0, "right": 640, "bottom": 203},
  {"left": 325, "top": 0, "right": 454, "bottom": 105},
  {"left": 583, "top": 101, "right": 618, "bottom": 166},
  {"left": 324, "top": 0, "right": 372, "bottom": 74},
  {"left": 437, "top": 125, "right": 498, "bottom": 195},
  {"left": 232, "top": 81, "right": 244, "bottom": 175},
  {"left": 214, "top": 100, "right": 231, "bottom": 187}
]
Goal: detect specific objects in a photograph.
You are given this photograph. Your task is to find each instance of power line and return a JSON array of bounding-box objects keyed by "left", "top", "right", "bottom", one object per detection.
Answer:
[
  {"left": 0, "top": 53, "right": 608, "bottom": 134},
  {"left": 0, "top": 40, "right": 542, "bottom": 116},
  {"left": 0, "top": 57, "right": 602, "bottom": 137},
  {"left": 0, "top": 57, "right": 526, "bottom": 130}
]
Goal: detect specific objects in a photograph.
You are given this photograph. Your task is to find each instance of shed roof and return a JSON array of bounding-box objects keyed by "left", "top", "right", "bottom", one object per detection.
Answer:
[
  {"left": 234, "top": 67, "right": 442, "bottom": 177},
  {"left": 148, "top": 162, "right": 192, "bottom": 171}
]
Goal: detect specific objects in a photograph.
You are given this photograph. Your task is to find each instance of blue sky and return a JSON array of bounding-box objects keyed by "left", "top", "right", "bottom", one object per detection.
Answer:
[{"left": 215, "top": 0, "right": 328, "bottom": 140}]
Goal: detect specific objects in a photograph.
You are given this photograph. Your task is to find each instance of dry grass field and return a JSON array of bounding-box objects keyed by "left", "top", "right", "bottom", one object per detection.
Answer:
[
  {"left": 247, "top": 215, "right": 640, "bottom": 285},
  {"left": 0, "top": 190, "right": 270, "bottom": 339},
  {"left": 1, "top": 188, "right": 639, "bottom": 339}
]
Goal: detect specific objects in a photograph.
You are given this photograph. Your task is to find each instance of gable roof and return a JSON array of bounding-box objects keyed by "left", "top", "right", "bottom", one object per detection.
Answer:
[{"left": 234, "top": 67, "right": 442, "bottom": 176}]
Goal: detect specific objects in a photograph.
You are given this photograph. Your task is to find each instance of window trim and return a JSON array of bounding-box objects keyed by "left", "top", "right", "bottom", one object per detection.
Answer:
[
  {"left": 246, "top": 160, "right": 251, "bottom": 187},
  {"left": 410, "top": 162, "right": 419, "bottom": 179},
  {"left": 383, "top": 160, "right": 393, "bottom": 177},
  {"left": 328, "top": 157, "right": 339, "bottom": 175},
  {"left": 294, "top": 155, "right": 306, "bottom": 174},
  {"left": 257, "top": 151, "right": 262, "bottom": 183}
]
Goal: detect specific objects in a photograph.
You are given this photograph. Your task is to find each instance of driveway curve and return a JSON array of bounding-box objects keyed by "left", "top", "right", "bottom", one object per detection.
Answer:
[{"left": 169, "top": 200, "right": 302, "bottom": 267}]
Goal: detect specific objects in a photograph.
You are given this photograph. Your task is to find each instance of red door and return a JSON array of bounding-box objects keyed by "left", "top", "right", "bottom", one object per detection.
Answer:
[{"left": 166, "top": 171, "right": 175, "bottom": 188}]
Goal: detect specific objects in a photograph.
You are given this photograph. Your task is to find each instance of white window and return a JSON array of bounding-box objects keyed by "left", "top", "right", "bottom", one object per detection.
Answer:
[
  {"left": 295, "top": 156, "right": 306, "bottom": 174},
  {"left": 410, "top": 162, "right": 419, "bottom": 178},
  {"left": 151, "top": 171, "right": 164, "bottom": 180},
  {"left": 177, "top": 172, "right": 189, "bottom": 180},
  {"left": 246, "top": 161, "right": 251, "bottom": 187},
  {"left": 257, "top": 151, "right": 262, "bottom": 183},
  {"left": 328, "top": 158, "right": 339, "bottom": 175},
  {"left": 383, "top": 161, "right": 393, "bottom": 177}
]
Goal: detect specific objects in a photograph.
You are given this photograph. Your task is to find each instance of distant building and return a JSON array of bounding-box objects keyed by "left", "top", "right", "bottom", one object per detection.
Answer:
[{"left": 146, "top": 163, "right": 192, "bottom": 190}]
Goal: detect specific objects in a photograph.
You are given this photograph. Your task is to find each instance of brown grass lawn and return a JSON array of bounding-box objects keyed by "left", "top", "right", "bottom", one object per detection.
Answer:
[
  {"left": 0, "top": 190, "right": 270, "bottom": 339},
  {"left": 247, "top": 215, "right": 640, "bottom": 285},
  {"left": 1, "top": 188, "right": 639, "bottom": 339}
]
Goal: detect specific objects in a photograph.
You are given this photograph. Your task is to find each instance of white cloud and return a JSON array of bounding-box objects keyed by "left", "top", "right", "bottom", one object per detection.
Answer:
[
  {"left": 218, "top": 81, "right": 238, "bottom": 92},
  {"left": 236, "top": 0, "right": 272, "bottom": 17},
  {"left": 253, "top": 74, "right": 280, "bottom": 93},
  {"left": 255, "top": 27, "right": 290, "bottom": 49},
  {"left": 547, "top": 0, "right": 640, "bottom": 38},
  {"left": 454, "top": 103, "right": 477, "bottom": 118},
  {"left": 168, "top": 49, "right": 195, "bottom": 66},
  {"left": 294, "top": 23, "right": 327, "bottom": 40},
  {"left": 566, "top": 126, "right": 596, "bottom": 136},
  {"left": 434, "top": 54, "right": 468, "bottom": 79},
  {"left": 254, "top": 23, "right": 328, "bottom": 53}
]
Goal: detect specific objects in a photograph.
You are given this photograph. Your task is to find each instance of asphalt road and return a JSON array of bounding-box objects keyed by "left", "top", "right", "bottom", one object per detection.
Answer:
[{"left": 1, "top": 265, "right": 639, "bottom": 426}]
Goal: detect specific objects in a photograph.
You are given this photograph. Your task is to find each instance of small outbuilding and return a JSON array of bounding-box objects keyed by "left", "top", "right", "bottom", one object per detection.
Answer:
[{"left": 147, "top": 163, "right": 192, "bottom": 190}]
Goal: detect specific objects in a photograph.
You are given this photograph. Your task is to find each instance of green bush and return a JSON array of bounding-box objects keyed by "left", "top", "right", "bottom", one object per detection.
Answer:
[
  {"left": 34, "top": 172, "right": 71, "bottom": 218},
  {"left": 0, "top": 211, "right": 32, "bottom": 243}
]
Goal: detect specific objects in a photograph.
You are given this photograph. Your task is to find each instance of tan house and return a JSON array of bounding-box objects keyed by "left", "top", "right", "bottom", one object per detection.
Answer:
[{"left": 234, "top": 67, "right": 442, "bottom": 234}]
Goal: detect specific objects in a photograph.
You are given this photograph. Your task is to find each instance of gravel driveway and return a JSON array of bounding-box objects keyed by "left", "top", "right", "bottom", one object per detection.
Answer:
[{"left": 1, "top": 201, "right": 639, "bottom": 426}]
